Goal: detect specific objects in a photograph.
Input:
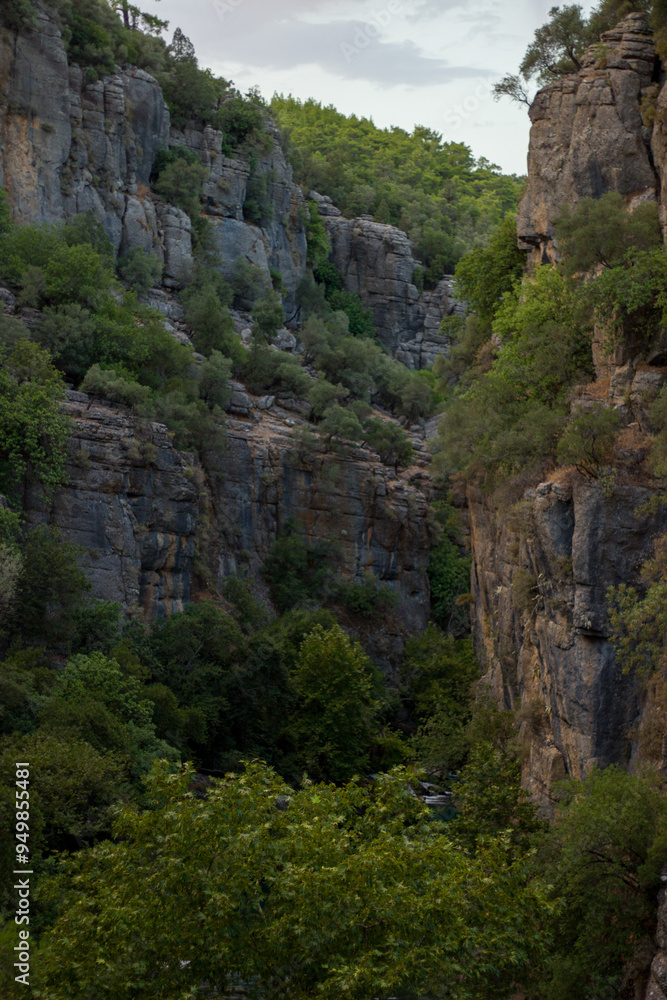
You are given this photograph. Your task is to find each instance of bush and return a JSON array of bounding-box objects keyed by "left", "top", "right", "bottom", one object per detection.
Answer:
[
  {"left": 243, "top": 163, "right": 274, "bottom": 227},
  {"left": 308, "top": 373, "right": 347, "bottom": 418},
  {"left": 305, "top": 200, "right": 330, "bottom": 270},
  {"left": 533, "top": 766, "right": 667, "bottom": 1000},
  {"left": 428, "top": 502, "right": 471, "bottom": 635},
  {"left": 554, "top": 192, "right": 661, "bottom": 277},
  {"left": 0, "top": 0, "right": 38, "bottom": 31},
  {"left": 556, "top": 405, "right": 620, "bottom": 479},
  {"left": 229, "top": 256, "right": 268, "bottom": 309},
  {"left": 404, "top": 626, "right": 479, "bottom": 763},
  {"left": 608, "top": 531, "right": 667, "bottom": 677},
  {"left": 117, "top": 247, "right": 163, "bottom": 293},
  {"left": 216, "top": 92, "right": 268, "bottom": 152},
  {"left": 320, "top": 402, "right": 364, "bottom": 446},
  {"left": 252, "top": 290, "right": 284, "bottom": 339},
  {"left": 80, "top": 364, "right": 151, "bottom": 408},
  {"left": 288, "top": 624, "right": 382, "bottom": 781},
  {"left": 153, "top": 157, "right": 207, "bottom": 221},
  {"left": 142, "top": 601, "right": 262, "bottom": 767},
  {"left": 40, "top": 651, "right": 178, "bottom": 776},
  {"left": 454, "top": 214, "right": 525, "bottom": 322},
  {"left": 182, "top": 285, "right": 240, "bottom": 360},
  {"left": 198, "top": 351, "right": 232, "bottom": 409},
  {"left": 0, "top": 730, "right": 127, "bottom": 908},
  {"left": 241, "top": 342, "right": 311, "bottom": 398},
  {"left": 512, "top": 567, "right": 540, "bottom": 615},
  {"left": 334, "top": 573, "right": 399, "bottom": 618},
  {"left": 12, "top": 526, "right": 91, "bottom": 649},
  {"left": 375, "top": 356, "right": 432, "bottom": 420},
  {"left": 362, "top": 417, "right": 413, "bottom": 467},
  {"left": 450, "top": 738, "right": 541, "bottom": 852},
  {"left": 262, "top": 520, "right": 334, "bottom": 612},
  {"left": 0, "top": 340, "right": 70, "bottom": 501},
  {"left": 156, "top": 43, "right": 228, "bottom": 127},
  {"left": 435, "top": 267, "right": 593, "bottom": 479},
  {"left": 150, "top": 391, "right": 227, "bottom": 472},
  {"left": 326, "top": 287, "right": 376, "bottom": 338}
]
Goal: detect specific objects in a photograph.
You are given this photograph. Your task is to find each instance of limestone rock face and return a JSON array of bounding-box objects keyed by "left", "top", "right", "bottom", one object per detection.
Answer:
[
  {"left": 25, "top": 392, "right": 200, "bottom": 616},
  {"left": 0, "top": 7, "right": 453, "bottom": 349},
  {"left": 468, "top": 475, "right": 664, "bottom": 809},
  {"left": 213, "top": 411, "right": 432, "bottom": 633},
  {"left": 323, "top": 213, "right": 462, "bottom": 362},
  {"left": 172, "top": 123, "right": 308, "bottom": 315},
  {"left": 23, "top": 391, "right": 432, "bottom": 672},
  {"left": 0, "top": 7, "right": 307, "bottom": 302},
  {"left": 518, "top": 12, "right": 658, "bottom": 264}
]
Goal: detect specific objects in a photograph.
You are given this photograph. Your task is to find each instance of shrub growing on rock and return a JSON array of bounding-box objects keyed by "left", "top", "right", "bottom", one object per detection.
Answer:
[
  {"left": 117, "top": 247, "right": 163, "bottom": 293},
  {"left": 81, "top": 364, "right": 151, "bottom": 408},
  {"left": 556, "top": 404, "right": 620, "bottom": 480}
]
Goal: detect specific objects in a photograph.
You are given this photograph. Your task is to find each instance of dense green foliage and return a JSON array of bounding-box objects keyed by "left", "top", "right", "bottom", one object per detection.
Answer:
[
  {"left": 428, "top": 500, "right": 472, "bottom": 636},
  {"left": 272, "top": 96, "right": 524, "bottom": 285},
  {"left": 0, "top": 203, "right": 234, "bottom": 469},
  {"left": 0, "top": 341, "right": 69, "bottom": 503},
  {"left": 608, "top": 530, "right": 667, "bottom": 676},
  {"left": 434, "top": 193, "right": 667, "bottom": 482},
  {"left": 531, "top": 766, "right": 667, "bottom": 1000},
  {"left": 435, "top": 266, "right": 593, "bottom": 479},
  {"left": 21, "top": 761, "right": 552, "bottom": 1000}
]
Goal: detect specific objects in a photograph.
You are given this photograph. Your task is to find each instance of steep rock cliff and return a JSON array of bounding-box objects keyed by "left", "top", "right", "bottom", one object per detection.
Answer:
[
  {"left": 517, "top": 12, "right": 659, "bottom": 264},
  {"left": 321, "top": 209, "right": 462, "bottom": 364},
  {"left": 469, "top": 468, "right": 664, "bottom": 806},
  {"left": 0, "top": 8, "right": 456, "bottom": 346},
  {"left": 25, "top": 391, "right": 200, "bottom": 616},
  {"left": 473, "top": 12, "right": 667, "bottom": 809},
  {"left": 0, "top": 5, "right": 307, "bottom": 299},
  {"left": 25, "top": 387, "right": 433, "bottom": 670}
]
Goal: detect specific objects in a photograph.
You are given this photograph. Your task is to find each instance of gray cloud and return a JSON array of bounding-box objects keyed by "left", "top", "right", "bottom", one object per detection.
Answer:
[{"left": 163, "top": 3, "right": 483, "bottom": 87}]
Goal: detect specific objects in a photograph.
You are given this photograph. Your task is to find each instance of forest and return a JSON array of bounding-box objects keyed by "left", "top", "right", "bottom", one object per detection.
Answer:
[{"left": 0, "top": 0, "right": 666, "bottom": 998}]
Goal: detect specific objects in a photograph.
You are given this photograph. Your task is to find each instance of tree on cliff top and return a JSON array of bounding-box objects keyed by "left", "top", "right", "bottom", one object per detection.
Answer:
[
  {"left": 494, "top": 1, "right": 655, "bottom": 106},
  {"left": 108, "top": 0, "right": 166, "bottom": 33}
]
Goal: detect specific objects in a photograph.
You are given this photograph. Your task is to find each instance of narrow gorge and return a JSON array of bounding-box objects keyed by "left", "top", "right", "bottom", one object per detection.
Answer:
[{"left": 2, "top": 2, "right": 667, "bottom": 999}]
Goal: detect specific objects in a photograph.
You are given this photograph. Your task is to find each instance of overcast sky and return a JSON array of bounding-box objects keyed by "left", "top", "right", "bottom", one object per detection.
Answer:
[{"left": 152, "top": 0, "right": 598, "bottom": 176}]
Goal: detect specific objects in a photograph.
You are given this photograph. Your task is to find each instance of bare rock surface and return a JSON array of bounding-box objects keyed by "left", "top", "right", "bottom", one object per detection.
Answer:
[
  {"left": 25, "top": 392, "right": 200, "bottom": 616},
  {"left": 518, "top": 12, "right": 658, "bottom": 264},
  {"left": 322, "top": 212, "right": 463, "bottom": 361},
  {"left": 468, "top": 471, "right": 665, "bottom": 809}
]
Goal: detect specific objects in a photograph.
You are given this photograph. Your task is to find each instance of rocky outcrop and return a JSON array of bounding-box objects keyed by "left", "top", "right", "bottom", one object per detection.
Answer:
[
  {"left": 518, "top": 12, "right": 659, "bottom": 264},
  {"left": 25, "top": 391, "right": 200, "bottom": 616},
  {"left": 467, "top": 471, "right": 664, "bottom": 808},
  {"left": 647, "top": 872, "right": 667, "bottom": 1000},
  {"left": 0, "top": 5, "right": 307, "bottom": 302},
  {"left": 172, "top": 123, "right": 308, "bottom": 314},
  {"left": 322, "top": 211, "right": 463, "bottom": 362},
  {"left": 0, "top": 7, "right": 454, "bottom": 351},
  {"left": 23, "top": 388, "right": 433, "bottom": 670},
  {"left": 210, "top": 403, "right": 432, "bottom": 643}
]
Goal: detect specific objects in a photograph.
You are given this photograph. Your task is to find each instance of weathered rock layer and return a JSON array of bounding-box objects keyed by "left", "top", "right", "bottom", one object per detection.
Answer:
[{"left": 518, "top": 12, "right": 659, "bottom": 264}]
